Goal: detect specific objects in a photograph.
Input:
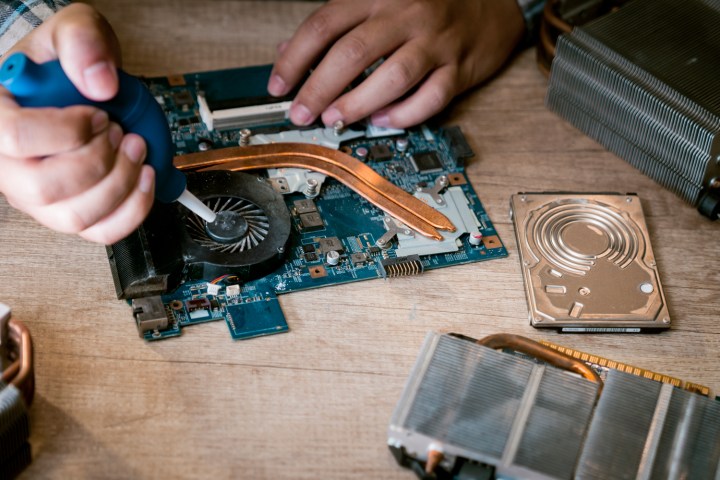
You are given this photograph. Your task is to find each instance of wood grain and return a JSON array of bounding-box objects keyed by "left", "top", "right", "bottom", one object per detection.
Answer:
[{"left": 0, "top": 1, "right": 717, "bottom": 478}]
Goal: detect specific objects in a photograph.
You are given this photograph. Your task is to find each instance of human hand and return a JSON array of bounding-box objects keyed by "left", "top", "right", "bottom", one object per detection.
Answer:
[
  {"left": 268, "top": 0, "right": 525, "bottom": 129},
  {"left": 0, "top": 3, "right": 154, "bottom": 244}
]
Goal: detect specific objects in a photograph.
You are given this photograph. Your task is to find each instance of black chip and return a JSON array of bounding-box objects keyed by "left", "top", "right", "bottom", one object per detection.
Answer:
[
  {"left": 299, "top": 212, "right": 324, "bottom": 231},
  {"left": 368, "top": 246, "right": 382, "bottom": 254},
  {"left": 304, "top": 252, "right": 318, "bottom": 262},
  {"left": 318, "top": 237, "right": 344, "bottom": 253},
  {"left": 370, "top": 144, "right": 393, "bottom": 161},
  {"left": 172, "top": 90, "right": 195, "bottom": 107},
  {"left": 294, "top": 199, "right": 317, "bottom": 214},
  {"left": 442, "top": 126, "right": 474, "bottom": 161},
  {"left": 302, "top": 244, "right": 315, "bottom": 253},
  {"left": 350, "top": 253, "right": 367, "bottom": 265},
  {"left": 411, "top": 151, "right": 443, "bottom": 173}
]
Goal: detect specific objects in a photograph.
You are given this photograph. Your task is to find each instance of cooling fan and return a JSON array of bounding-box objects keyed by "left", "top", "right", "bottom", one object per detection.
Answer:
[
  {"left": 510, "top": 193, "right": 669, "bottom": 332},
  {"left": 107, "top": 171, "right": 291, "bottom": 299}
]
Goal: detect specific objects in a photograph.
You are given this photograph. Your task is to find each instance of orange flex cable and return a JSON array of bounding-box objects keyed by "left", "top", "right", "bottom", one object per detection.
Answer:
[{"left": 174, "top": 143, "right": 457, "bottom": 240}]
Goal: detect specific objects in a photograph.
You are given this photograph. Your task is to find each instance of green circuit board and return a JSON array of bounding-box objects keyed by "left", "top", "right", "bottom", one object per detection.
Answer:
[{"left": 132, "top": 65, "right": 508, "bottom": 341}]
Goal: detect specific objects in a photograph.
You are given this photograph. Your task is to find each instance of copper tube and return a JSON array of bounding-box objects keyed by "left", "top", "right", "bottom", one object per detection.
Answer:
[
  {"left": 199, "top": 155, "right": 443, "bottom": 240},
  {"left": 425, "top": 449, "right": 444, "bottom": 475},
  {"left": 544, "top": 0, "right": 573, "bottom": 34},
  {"left": 174, "top": 143, "right": 457, "bottom": 240},
  {"left": 453, "top": 333, "right": 602, "bottom": 392},
  {"left": 1, "top": 319, "right": 34, "bottom": 405},
  {"left": 537, "top": 21, "right": 555, "bottom": 77}
]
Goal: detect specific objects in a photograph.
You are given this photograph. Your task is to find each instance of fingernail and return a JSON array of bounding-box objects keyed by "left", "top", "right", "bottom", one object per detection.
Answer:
[
  {"left": 83, "top": 61, "right": 117, "bottom": 99},
  {"left": 290, "top": 103, "right": 314, "bottom": 126},
  {"left": 139, "top": 166, "right": 155, "bottom": 194},
  {"left": 371, "top": 112, "right": 391, "bottom": 128},
  {"left": 91, "top": 110, "right": 109, "bottom": 134},
  {"left": 268, "top": 74, "right": 288, "bottom": 96},
  {"left": 108, "top": 123, "right": 123, "bottom": 149},
  {"left": 276, "top": 40, "right": 289, "bottom": 54},
  {"left": 322, "top": 107, "right": 343, "bottom": 127},
  {"left": 122, "top": 135, "right": 146, "bottom": 164}
]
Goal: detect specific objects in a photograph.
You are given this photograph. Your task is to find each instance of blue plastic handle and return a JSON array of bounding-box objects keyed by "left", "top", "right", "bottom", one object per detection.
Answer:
[{"left": 0, "top": 52, "right": 185, "bottom": 203}]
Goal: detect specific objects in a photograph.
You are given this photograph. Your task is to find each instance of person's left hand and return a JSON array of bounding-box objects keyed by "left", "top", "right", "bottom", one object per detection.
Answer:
[{"left": 268, "top": 0, "right": 525, "bottom": 129}]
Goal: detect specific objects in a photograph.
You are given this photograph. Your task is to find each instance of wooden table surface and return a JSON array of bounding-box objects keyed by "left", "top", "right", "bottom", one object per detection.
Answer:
[{"left": 1, "top": 1, "right": 718, "bottom": 478}]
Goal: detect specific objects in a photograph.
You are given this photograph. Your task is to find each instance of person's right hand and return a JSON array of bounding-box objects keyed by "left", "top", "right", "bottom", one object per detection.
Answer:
[{"left": 0, "top": 3, "right": 155, "bottom": 245}]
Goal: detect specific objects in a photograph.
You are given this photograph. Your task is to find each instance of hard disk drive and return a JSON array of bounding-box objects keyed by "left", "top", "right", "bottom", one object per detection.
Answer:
[{"left": 510, "top": 193, "right": 669, "bottom": 332}]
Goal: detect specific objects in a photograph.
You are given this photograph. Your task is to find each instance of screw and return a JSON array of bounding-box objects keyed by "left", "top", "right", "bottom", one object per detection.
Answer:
[
  {"left": 710, "top": 177, "right": 720, "bottom": 189},
  {"left": 663, "top": 317, "right": 670, "bottom": 324},
  {"left": 438, "top": 176, "right": 448, "bottom": 187},
  {"left": 377, "top": 238, "right": 386, "bottom": 246},
  {"left": 304, "top": 178, "right": 320, "bottom": 198},
  {"left": 333, "top": 120, "right": 345, "bottom": 136},
  {"left": 396, "top": 138, "right": 409, "bottom": 152},
  {"left": 239, "top": 129, "right": 252, "bottom": 146},
  {"left": 579, "top": 287, "right": 591, "bottom": 296},
  {"left": 626, "top": 196, "right": 633, "bottom": 203}
]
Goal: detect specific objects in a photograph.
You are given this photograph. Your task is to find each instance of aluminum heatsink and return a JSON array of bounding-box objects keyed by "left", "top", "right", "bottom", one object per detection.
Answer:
[
  {"left": 546, "top": 0, "right": 720, "bottom": 219},
  {"left": 388, "top": 333, "right": 720, "bottom": 479},
  {"left": 388, "top": 333, "right": 599, "bottom": 479},
  {"left": 576, "top": 370, "right": 720, "bottom": 479}
]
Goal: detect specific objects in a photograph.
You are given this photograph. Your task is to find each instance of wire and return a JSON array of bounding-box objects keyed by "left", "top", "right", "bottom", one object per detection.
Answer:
[{"left": 209, "top": 274, "right": 240, "bottom": 285}]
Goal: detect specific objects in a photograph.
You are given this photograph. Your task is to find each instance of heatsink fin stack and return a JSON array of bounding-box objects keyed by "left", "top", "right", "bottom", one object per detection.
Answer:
[{"left": 546, "top": 0, "right": 720, "bottom": 219}]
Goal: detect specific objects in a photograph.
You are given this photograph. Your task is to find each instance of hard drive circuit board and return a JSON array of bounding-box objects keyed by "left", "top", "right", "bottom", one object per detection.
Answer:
[{"left": 128, "top": 65, "right": 508, "bottom": 341}]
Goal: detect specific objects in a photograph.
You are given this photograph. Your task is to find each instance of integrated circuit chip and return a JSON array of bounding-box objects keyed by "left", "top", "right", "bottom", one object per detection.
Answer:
[
  {"left": 350, "top": 253, "right": 368, "bottom": 265},
  {"left": 294, "top": 199, "right": 317, "bottom": 214},
  {"left": 172, "top": 90, "right": 195, "bottom": 108},
  {"left": 318, "top": 237, "right": 344, "bottom": 253},
  {"left": 370, "top": 144, "right": 393, "bottom": 161},
  {"left": 299, "top": 212, "right": 324, "bottom": 231},
  {"left": 411, "top": 151, "right": 443, "bottom": 173}
]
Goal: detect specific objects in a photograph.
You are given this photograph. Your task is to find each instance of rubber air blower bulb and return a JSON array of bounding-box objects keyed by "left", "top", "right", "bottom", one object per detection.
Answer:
[{"left": 0, "top": 52, "right": 217, "bottom": 224}]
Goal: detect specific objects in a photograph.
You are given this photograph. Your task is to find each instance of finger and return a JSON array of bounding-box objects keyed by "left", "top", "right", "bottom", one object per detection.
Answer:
[
  {"left": 79, "top": 166, "right": 155, "bottom": 245},
  {"left": 0, "top": 123, "right": 122, "bottom": 206},
  {"left": 320, "top": 42, "right": 434, "bottom": 126},
  {"left": 289, "top": 21, "right": 408, "bottom": 126},
  {"left": 370, "top": 66, "right": 457, "bottom": 129},
  {"left": 268, "top": 3, "right": 369, "bottom": 97},
  {"left": 46, "top": 4, "right": 121, "bottom": 101},
  {"left": 10, "top": 133, "right": 146, "bottom": 235},
  {"left": 0, "top": 89, "right": 109, "bottom": 158}
]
